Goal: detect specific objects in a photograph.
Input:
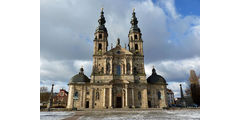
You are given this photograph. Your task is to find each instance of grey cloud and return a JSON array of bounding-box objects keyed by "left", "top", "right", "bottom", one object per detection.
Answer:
[
  {"left": 145, "top": 57, "right": 200, "bottom": 82},
  {"left": 40, "top": 58, "right": 76, "bottom": 83},
  {"left": 41, "top": 0, "right": 199, "bottom": 62},
  {"left": 40, "top": 0, "right": 200, "bottom": 95},
  {"left": 40, "top": 58, "right": 93, "bottom": 86}
]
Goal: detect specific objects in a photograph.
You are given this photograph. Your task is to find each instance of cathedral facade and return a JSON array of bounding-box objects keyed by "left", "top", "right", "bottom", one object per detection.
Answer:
[{"left": 67, "top": 9, "right": 168, "bottom": 109}]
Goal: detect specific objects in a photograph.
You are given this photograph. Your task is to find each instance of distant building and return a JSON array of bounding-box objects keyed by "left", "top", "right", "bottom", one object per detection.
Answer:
[
  {"left": 189, "top": 70, "right": 200, "bottom": 85},
  {"left": 175, "top": 97, "right": 181, "bottom": 105},
  {"left": 189, "top": 70, "right": 200, "bottom": 106},
  {"left": 53, "top": 88, "right": 68, "bottom": 107},
  {"left": 167, "top": 89, "right": 175, "bottom": 106}
]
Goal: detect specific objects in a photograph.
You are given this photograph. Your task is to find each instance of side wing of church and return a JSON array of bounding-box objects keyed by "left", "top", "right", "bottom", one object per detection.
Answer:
[{"left": 66, "top": 9, "right": 168, "bottom": 109}]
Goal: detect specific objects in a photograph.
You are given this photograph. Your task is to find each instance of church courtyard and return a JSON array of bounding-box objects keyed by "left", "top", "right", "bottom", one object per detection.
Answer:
[{"left": 40, "top": 109, "right": 200, "bottom": 120}]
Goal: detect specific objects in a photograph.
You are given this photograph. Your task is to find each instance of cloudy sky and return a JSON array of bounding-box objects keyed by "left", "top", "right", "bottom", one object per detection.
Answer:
[{"left": 40, "top": 0, "right": 200, "bottom": 98}]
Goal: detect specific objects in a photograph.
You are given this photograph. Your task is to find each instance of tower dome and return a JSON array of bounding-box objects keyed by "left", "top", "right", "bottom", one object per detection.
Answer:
[
  {"left": 69, "top": 67, "right": 90, "bottom": 84},
  {"left": 147, "top": 67, "right": 167, "bottom": 84}
]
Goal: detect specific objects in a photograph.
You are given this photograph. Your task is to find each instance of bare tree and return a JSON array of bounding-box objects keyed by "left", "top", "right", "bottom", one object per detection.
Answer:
[
  {"left": 40, "top": 86, "right": 48, "bottom": 93},
  {"left": 40, "top": 86, "right": 50, "bottom": 103}
]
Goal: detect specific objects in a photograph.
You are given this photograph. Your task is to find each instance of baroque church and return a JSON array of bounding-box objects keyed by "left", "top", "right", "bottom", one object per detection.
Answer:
[{"left": 67, "top": 9, "right": 168, "bottom": 109}]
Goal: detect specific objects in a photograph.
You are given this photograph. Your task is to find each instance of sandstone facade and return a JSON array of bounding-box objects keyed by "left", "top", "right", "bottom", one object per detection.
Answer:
[{"left": 67, "top": 9, "right": 168, "bottom": 109}]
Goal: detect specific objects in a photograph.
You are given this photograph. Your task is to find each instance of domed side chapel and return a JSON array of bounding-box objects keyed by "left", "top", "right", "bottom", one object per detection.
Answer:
[{"left": 67, "top": 8, "right": 168, "bottom": 109}]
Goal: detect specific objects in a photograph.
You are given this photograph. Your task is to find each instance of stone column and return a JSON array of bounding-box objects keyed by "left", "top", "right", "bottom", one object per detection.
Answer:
[
  {"left": 131, "top": 87, "right": 135, "bottom": 108},
  {"left": 130, "top": 59, "right": 133, "bottom": 75},
  {"left": 83, "top": 86, "right": 86, "bottom": 108},
  {"left": 91, "top": 88, "right": 95, "bottom": 108},
  {"left": 81, "top": 86, "right": 84, "bottom": 108},
  {"left": 125, "top": 84, "right": 128, "bottom": 108},
  {"left": 163, "top": 87, "right": 168, "bottom": 108},
  {"left": 110, "top": 58, "right": 113, "bottom": 74},
  {"left": 153, "top": 90, "right": 155, "bottom": 108},
  {"left": 121, "top": 64, "right": 124, "bottom": 75},
  {"left": 104, "top": 59, "right": 107, "bottom": 74},
  {"left": 141, "top": 88, "right": 148, "bottom": 108},
  {"left": 103, "top": 88, "right": 106, "bottom": 108},
  {"left": 89, "top": 87, "right": 93, "bottom": 108},
  {"left": 124, "top": 58, "right": 127, "bottom": 74},
  {"left": 67, "top": 85, "right": 73, "bottom": 109},
  {"left": 109, "top": 87, "right": 112, "bottom": 108},
  {"left": 47, "top": 84, "right": 54, "bottom": 111},
  {"left": 122, "top": 89, "right": 125, "bottom": 108}
]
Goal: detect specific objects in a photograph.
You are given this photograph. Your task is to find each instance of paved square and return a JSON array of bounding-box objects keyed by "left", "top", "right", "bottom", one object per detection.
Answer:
[{"left": 40, "top": 109, "right": 200, "bottom": 120}]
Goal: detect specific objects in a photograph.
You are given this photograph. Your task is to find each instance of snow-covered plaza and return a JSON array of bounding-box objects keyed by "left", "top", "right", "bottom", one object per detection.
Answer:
[{"left": 40, "top": 109, "right": 200, "bottom": 120}]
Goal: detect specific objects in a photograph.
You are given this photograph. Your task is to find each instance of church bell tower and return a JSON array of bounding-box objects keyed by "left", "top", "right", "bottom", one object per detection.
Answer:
[
  {"left": 128, "top": 9, "right": 143, "bottom": 55},
  {"left": 94, "top": 8, "right": 108, "bottom": 55}
]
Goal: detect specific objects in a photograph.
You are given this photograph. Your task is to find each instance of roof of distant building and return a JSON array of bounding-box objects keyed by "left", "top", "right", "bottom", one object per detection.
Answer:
[{"left": 167, "top": 89, "right": 174, "bottom": 94}]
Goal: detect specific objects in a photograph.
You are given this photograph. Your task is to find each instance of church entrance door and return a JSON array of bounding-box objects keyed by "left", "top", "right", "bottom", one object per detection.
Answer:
[
  {"left": 86, "top": 101, "right": 89, "bottom": 108},
  {"left": 148, "top": 101, "right": 151, "bottom": 108},
  {"left": 116, "top": 97, "right": 122, "bottom": 108}
]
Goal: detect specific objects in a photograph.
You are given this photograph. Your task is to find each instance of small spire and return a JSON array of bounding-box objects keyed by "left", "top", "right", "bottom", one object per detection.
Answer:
[
  {"left": 125, "top": 43, "right": 127, "bottom": 49},
  {"left": 152, "top": 66, "right": 156, "bottom": 74},
  {"left": 98, "top": 8, "right": 106, "bottom": 26},
  {"left": 129, "top": 8, "right": 140, "bottom": 33},
  {"left": 95, "top": 8, "right": 107, "bottom": 33},
  {"left": 80, "top": 66, "right": 84, "bottom": 73},
  {"left": 131, "top": 8, "right": 138, "bottom": 25},
  {"left": 117, "top": 38, "right": 120, "bottom": 46},
  {"left": 111, "top": 43, "right": 113, "bottom": 49}
]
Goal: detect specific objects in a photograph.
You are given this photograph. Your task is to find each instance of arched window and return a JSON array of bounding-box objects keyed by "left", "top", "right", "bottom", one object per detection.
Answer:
[
  {"left": 147, "top": 90, "right": 151, "bottom": 95},
  {"left": 135, "top": 44, "right": 138, "bottom": 50},
  {"left": 96, "top": 91, "right": 100, "bottom": 100},
  {"left": 116, "top": 65, "right": 121, "bottom": 75},
  {"left": 127, "top": 63, "right": 130, "bottom": 74},
  {"left": 134, "top": 35, "right": 138, "bottom": 39},
  {"left": 133, "top": 67, "right": 137, "bottom": 75},
  {"left": 98, "top": 43, "right": 102, "bottom": 50},
  {"left": 106, "top": 63, "right": 110, "bottom": 74},
  {"left": 99, "top": 34, "right": 102, "bottom": 39},
  {"left": 157, "top": 91, "right": 161, "bottom": 100},
  {"left": 138, "top": 91, "right": 141, "bottom": 100},
  {"left": 100, "top": 67, "right": 104, "bottom": 74},
  {"left": 74, "top": 91, "right": 78, "bottom": 99}
]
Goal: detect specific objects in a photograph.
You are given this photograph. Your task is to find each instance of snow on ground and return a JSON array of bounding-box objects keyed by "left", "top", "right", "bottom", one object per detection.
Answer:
[
  {"left": 40, "top": 109, "right": 200, "bottom": 120},
  {"left": 77, "top": 109, "right": 200, "bottom": 120},
  {"left": 40, "top": 111, "right": 74, "bottom": 120}
]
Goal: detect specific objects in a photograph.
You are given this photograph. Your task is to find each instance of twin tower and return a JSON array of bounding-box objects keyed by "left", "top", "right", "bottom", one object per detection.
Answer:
[{"left": 93, "top": 8, "right": 144, "bottom": 56}]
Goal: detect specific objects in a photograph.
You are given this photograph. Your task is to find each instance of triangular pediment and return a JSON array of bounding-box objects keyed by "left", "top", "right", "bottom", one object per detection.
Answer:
[{"left": 104, "top": 46, "right": 133, "bottom": 56}]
